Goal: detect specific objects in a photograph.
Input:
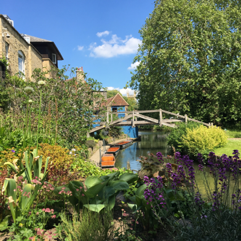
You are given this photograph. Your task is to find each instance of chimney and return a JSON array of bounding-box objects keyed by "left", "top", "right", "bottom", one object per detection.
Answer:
[
  {"left": 3, "top": 15, "right": 14, "bottom": 27},
  {"left": 76, "top": 67, "right": 85, "bottom": 83}
]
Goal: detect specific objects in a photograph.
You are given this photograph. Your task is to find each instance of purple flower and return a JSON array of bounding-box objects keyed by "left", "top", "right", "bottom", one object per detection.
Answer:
[{"left": 11, "top": 150, "right": 15, "bottom": 153}]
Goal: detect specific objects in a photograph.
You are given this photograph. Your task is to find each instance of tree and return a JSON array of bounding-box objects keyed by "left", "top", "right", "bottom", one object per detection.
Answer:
[{"left": 129, "top": 0, "right": 241, "bottom": 126}]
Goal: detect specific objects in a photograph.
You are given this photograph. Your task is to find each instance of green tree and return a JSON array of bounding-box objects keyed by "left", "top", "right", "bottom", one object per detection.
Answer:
[{"left": 129, "top": 0, "right": 241, "bottom": 126}]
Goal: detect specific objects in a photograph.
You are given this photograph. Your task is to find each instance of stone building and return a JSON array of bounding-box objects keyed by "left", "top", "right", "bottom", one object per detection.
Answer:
[{"left": 0, "top": 14, "right": 63, "bottom": 80}]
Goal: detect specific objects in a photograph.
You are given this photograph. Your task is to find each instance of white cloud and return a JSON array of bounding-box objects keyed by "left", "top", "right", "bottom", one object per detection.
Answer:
[
  {"left": 107, "top": 87, "right": 136, "bottom": 97},
  {"left": 96, "top": 31, "right": 110, "bottom": 37},
  {"left": 90, "top": 34, "right": 142, "bottom": 58},
  {"left": 77, "top": 46, "right": 84, "bottom": 51},
  {"left": 128, "top": 61, "right": 140, "bottom": 70}
]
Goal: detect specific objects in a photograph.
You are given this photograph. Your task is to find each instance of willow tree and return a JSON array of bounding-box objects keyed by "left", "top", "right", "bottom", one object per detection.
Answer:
[{"left": 129, "top": 0, "right": 241, "bottom": 125}]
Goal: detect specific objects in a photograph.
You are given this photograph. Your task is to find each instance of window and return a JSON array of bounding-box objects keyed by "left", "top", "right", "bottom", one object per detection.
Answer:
[
  {"left": 5, "top": 42, "right": 9, "bottom": 60},
  {"left": 112, "top": 107, "right": 117, "bottom": 112},
  {"left": 18, "top": 50, "right": 25, "bottom": 77},
  {"left": 52, "top": 53, "right": 56, "bottom": 64}
]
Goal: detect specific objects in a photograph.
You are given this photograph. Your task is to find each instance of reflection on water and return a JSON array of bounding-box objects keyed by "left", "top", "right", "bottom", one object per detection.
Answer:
[
  {"left": 115, "top": 131, "right": 170, "bottom": 171},
  {"left": 115, "top": 131, "right": 240, "bottom": 201}
]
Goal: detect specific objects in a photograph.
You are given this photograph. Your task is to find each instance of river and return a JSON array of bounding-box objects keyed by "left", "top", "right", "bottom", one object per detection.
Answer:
[{"left": 115, "top": 131, "right": 239, "bottom": 200}]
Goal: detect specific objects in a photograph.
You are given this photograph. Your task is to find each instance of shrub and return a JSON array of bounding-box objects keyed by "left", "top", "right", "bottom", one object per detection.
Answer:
[
  {"left": 56, "top": 209, "right": 114, "bottom": 241},
  {"left": 181, "top": 125, "right": 227, "bottom": 157},
  {"left": 86, "top": 140, "right": 96, "bottom": 149},
  {"left": 167, "top": 122, "right": 201, "bottom": 154},
  {"left": 37, "top": 143, "right": 75, "bottom": 169}
]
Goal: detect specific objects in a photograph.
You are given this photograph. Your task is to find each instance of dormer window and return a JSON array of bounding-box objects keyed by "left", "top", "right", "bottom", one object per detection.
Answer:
[{"left": 52, "top": 53, "right": 56, "bottom": 64}]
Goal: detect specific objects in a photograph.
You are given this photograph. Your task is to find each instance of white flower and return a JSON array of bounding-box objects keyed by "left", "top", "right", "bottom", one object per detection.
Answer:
[
  {"left": 72, "top": 148, "right": 76, "bottom": 152},
  {"left": 28, "top": 99, "right": 33, "bottom": 104},
  {"left": 38, "top": 80, "right": 46, "bottom": 86},
  {"left": 69, "top": 151, "right": 72, "bottom": 155},
  {"left": 24, "top": 86, "right": 34, "bottom": 94}
]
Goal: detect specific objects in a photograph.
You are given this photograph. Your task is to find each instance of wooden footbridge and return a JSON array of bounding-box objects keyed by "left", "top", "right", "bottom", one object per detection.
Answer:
[{"left": 89, "top": 109, "right": 213, "bottom": 134}]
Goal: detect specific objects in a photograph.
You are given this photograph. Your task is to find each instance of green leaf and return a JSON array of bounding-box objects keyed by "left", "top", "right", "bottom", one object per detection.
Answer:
[
  {"left": 83, "top": 204, "right": 105, "bottom": 213},
  {"left": 0, "top": 215, "right": 10, "bottom": 231},
  {"left": 85, "top": 176, "right": 102, "bottom": 189},
  {"left": 119, "top": 173, "right": 138, "bottom": 184}
]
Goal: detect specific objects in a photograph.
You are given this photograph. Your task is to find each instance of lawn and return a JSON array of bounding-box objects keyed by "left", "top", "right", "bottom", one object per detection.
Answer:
[
  {"left": 225, "top": 129, "right": 241, "bottom": 138},
  {"left": 213, "top": 139, "right": 241, "bottom": 156}
]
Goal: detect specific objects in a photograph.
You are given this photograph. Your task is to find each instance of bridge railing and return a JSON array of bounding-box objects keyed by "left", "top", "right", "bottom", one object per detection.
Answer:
[{"left": 92, "top": 109, "right": 212, "bottom": 128}]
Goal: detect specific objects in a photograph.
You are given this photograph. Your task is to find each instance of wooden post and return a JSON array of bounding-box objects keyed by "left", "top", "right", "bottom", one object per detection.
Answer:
[
  {"left": 159, "top": 109, "right": 162, "bottom": 126},
  {"left": 127, "top": 161, "right": 131, "bottom": 170},
  {"left": 185, "top": 114, "right": 188, "bottom": 124},
  {"left": 111, "top": 113, "right": 113, "bottom": 123},
  {"left": 132, "top": 110, "right": 134, "bottom": 127},
  {"left": 211, "top": 122, "right": 213, "bottom": 127}
]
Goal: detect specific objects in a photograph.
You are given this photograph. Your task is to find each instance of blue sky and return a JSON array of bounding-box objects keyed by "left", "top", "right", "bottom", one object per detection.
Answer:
[{"left": 2, "top": 0, "right": 155, "bottom": 96}]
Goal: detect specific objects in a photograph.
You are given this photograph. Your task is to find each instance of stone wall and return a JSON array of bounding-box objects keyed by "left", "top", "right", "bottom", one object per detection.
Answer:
[
  {"left": 0, "top": 15, "right": 42, "bottom": 80},
  {"left": 42, "top": 58, "right": 57, "bottom": 79}
]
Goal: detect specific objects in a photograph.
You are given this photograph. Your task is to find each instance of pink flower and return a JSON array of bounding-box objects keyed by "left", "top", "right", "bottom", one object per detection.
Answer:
[
  {"left": 76, "top": 189, "right": 79, "bottom": 191},
  {"left": 36, "top": 212, "right": 39, "bottom": 215},
  {"left": 82, "top": 194, "right": 85, "bottom": 196},
  {"left": 42, "top": 208, "right": 45, "bottom": 211},
  {"left": 122, "top": 213, "right": 129, "bottom": 217},
  {"left": 51, "top": 215, "right": 56, "bottom": 219},
  {"left": 136, "top": 221, "right": 139, "bottom": 224},
  {"left": 45, "top": 208, "right": 51, "bottom": 213},
  {"left": 29, "top": 212, "right": 31, "bottom": 215}
]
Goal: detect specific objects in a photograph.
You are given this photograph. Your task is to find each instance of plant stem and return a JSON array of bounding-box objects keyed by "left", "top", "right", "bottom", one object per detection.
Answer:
[{"left": 36, "top": 89, "right": 42, "bottom": 152}]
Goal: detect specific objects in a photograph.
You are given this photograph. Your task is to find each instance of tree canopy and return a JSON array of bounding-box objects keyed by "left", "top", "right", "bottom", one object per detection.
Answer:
[{"left": 129, "top": 0, "right": 241, "bottom": 126}]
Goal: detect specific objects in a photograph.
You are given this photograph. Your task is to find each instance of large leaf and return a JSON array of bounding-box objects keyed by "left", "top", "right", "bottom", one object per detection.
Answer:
[
  {"left": 0, "top": 215, "right": 10, "bottom": 231},
  {"left": 4, "top": 162, "right": 18, "bottom": 173},
  {"left": 20, "top": 184, "right": 32, "bottom": 210},
  {"left": 101, "top": 186, "right": 115, "bottom": 200},
  {"left": 106, "top": 194, "right": 116, "bottom": 210},
  {"left": 83, "top": 204, "right": 105, "bottom": 213},
  {"left": 85, "top": 176, "right": 102, "bottom": 189},
  {"left": 136, "top": 184, "right": 147, "bottom": 197},
  {"left": 119, "top": 173, "right": 138, "bottom": 184},
  {"left": 127, "top": 203, "right": 137, "bottom": 211},
  {"left": 85, "top": 182, "right": 106, "bottom": 198},
  {"left": 109, "top": 180, "right": 129, "bottom": 191},
  {"left": 24, "top": 151, "right": 32, "bottom": 182}
]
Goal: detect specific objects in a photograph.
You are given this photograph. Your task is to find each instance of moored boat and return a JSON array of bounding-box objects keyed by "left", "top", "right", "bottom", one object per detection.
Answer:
[
  {"left": 101, "top": 154, "right": 116, "bottom": 168},
  {"left": 111, "top": 140, "right": 133, "bottom": 149},
  {"left": 106, "top": 146, "right": 120, "bottom": 155}
]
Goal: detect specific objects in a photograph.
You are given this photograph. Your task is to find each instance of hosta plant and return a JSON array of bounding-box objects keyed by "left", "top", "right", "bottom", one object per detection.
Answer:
[{"left": 55, "top": 171, "right": 138, "bottom": 214}]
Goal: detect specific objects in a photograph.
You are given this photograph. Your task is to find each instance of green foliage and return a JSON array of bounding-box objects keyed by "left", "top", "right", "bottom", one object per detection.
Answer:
[
  {"left": 167, "top": 122, "right": 201, "bottom": 154},
  {"left": 127, "top": 184, "right": 158, "bottom": 231},
  {"left": 71, "top": 158, "right": 101, "bottom": 177},
  {"left": 2, "top": 149, "right": 49, "bottom": 223},
  {"left": 181, "top": 125, "right": 227, "bottom": 157},
  {"left": 129, "top": 0, "right": 241, "bottom": 126},
  {"left": 55, "top": 171, "right": 138, "bottom": 214},
  {"left": 8, "top": 208, "right": 58, "bottom": 241},
  {"left": 56, "top": 209, "right": 114, "bottom": 241},
  {"left": 86, "top": 140, "right": 96, "bottom": 149},
  {"left": 0, "top": 66, "right": 105, "bottom": 149}
]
